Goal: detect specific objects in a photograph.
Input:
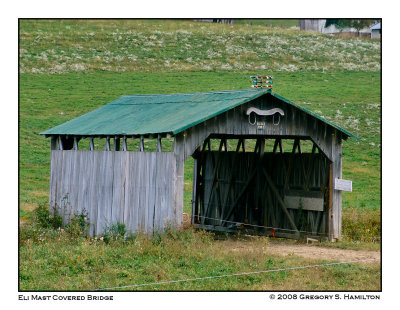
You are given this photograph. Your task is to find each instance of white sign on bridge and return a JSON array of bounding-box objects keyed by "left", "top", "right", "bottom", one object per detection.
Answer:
[{"left": 334, "top": 178, "right": 352, "bottom": 192}]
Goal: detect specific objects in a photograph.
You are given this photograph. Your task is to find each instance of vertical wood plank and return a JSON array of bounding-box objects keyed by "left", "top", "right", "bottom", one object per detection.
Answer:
[
  {"left": 330, "top": 131, "right": 342, "bottom": 241},
  {"left": 174, "top": 134, "right": 185, "bottom": 228}
]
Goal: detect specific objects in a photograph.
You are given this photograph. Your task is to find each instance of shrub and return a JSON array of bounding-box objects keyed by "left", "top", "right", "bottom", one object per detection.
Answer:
[
  {"left": 65, "top": 210, "right": 90, "bottom": 238},
  {"left": 33, "top": 204, "right": 62, "bottom": 229},
  {"left": 103, "top": 222, "right": 126, "bottom": 244}
]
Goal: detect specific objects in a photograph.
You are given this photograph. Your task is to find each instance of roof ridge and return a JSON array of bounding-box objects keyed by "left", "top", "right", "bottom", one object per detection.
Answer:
[{"left": 121, "top": 89, "right": 267, "bottom": 97}]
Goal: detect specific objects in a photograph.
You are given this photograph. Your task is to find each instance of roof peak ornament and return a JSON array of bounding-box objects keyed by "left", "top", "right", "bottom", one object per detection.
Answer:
[{"left": 250, "top": 75, "right": 273, "bottom": 89}]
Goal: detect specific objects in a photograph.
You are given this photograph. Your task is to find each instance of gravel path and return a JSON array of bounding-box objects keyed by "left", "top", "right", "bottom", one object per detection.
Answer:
[{"left": 265, "top": 241, "right": 380, "bottom": 263}]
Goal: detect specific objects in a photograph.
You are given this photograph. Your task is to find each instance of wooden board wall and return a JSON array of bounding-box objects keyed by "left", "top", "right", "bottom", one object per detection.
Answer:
[
  {"left": 179, "top": 94, "right": 336, "bottom": 162},
  {"left": 49, "top": 150, "right": 176, "bottom": 236}
]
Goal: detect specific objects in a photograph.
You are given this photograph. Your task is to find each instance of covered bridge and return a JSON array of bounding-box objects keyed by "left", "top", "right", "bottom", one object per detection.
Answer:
[{"left": 40, "top": 88, "right": 356, "bottom": 241}]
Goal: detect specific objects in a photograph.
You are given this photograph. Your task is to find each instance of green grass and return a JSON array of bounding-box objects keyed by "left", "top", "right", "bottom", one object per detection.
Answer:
[
  {"left": 19, "top": 19, "right": 381, "bottom": 291},
  {"left": 19, "top": 225, "right": 380, "bottom": 291},
  {"left": 234, "top": 19, "right": 299, "bottom": 28}
]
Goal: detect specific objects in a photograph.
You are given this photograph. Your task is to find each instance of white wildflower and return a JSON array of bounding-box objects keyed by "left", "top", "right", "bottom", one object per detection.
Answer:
[{"left": 69, "top": 63, "right": 87, "bottom": 72}]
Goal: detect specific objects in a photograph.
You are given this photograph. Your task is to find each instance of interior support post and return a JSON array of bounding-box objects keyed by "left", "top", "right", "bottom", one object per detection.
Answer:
[
  {"left": 73, "top": 136, "right": 79, "bottom": 150},
  {"left": 51, "top": 136, "right": 58, "bottom": 150},
  {"left": 219, "top": 138, "right": 227, "bottom": 151},
  {"left": 236, "top": 138, "right": 245, "bottom": 152},
  {"left": 273, "top": 138, "right": 283, "bottom": 153},
  {"left": 312, "top": 142, "right": 317, "bottom": 154},
  {"left": 114, "top": 136, "right": 120, "bottom": 151},
  {"left": 157, "top": 134, "right": 162, "bottom": 152},
  {"left": 292, "top": 138, "right": 301, "bottom": 154},
  {"left": 261, "top": 168, "right": 299, "bottom": 236},
  {"left": 58, "top": 136, "right": 64, "bottom": 150},
  {"left": 191, "top": 157, "right": 198, "bottom": 224},
  {"left": 139, "top": 136, "right": 144, "bottom": 152},
  {"left": 105, "top": 136, "right": 111, "bottom": 151},
  {"left": 89, "top": 137, "right": 94, "bottom": 151},
  {"left": 122, "top": 136, "right": 127, "bottom": 151}
]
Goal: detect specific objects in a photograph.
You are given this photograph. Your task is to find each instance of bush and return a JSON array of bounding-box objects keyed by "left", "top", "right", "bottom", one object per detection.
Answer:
[
  {"left": 33, "top": 204, "right": 62, "bottom": 229},
  {"left": 103, "top": 222, "right": 126, "bottom": 244},
  {"left": 65, "top": 210, "right": 90, "bottom": 238}
]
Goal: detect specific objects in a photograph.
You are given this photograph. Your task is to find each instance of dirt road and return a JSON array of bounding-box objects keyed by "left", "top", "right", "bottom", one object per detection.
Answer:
[{"left": 265, "top": 241, "right": 380, "bottom": 263}]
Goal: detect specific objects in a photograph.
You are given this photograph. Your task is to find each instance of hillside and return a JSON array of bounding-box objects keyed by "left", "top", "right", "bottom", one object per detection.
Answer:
[{"left": 19, "top": 19, "right": 380, "bottom": 74}]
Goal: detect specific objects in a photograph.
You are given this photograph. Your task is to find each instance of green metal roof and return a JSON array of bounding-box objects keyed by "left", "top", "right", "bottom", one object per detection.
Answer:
[{"left": 40, "top": 89, "right": 356, "bottom": 139}]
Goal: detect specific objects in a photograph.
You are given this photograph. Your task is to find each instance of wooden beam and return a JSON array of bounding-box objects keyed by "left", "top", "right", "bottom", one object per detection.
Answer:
[
  {"left": 114, "top": 136, "right": 120, "bottom": 151},
  {"left": 105, "top": 136, "right": 110, "bottom": 151},
  {"left": 218, "top": 138, "right": 226, "bottom": 152},
  {"left": 236, "top": 138, "right": 245, "bottom": 152},
  {"left": 223, "top": 164, "right": 259, "bottom": 222},
  {"left": 139, "top": 136, "right": 144, "bottom": 152},
  {"left": 122, "top": 136, "right": 127, "bottom": 151},
  {"left": 254, "top": 138, "right": 260, "bottom": 153},
  {"left": 259, "top": 138, "right": 265, "bottom": 156},
  {"left": 89, "top": 137, "right": 94, "bottom": 151},
  {"left": 51, "top": 136, "right": 58, "bottom": 150},
  {"left": 58, "top": 136, "right": 63, "bottom": 150},
  {"left": 73, "top": 136, "right": 79, "bottom": 150},
  {"left": 192, "top": 224, "right": 301, "bottom": 239},
  {"left": 203, "top": 152, "right": 224, "bottom": 224},
  {"left": 173, "top": 134, "right": 185, "bottom": 228},
  {"left": 157, "top": 134, "right": 162, "bottom": 152},
  {"left": 312, "top": 142, "right": 317, "bottom": 154},
  {"left": 292, "top": 138, "right": 300, "bottom": 154},
  {"left": 273, "top": 138, "right": 283, "bottom": 153},
  {"left": 202, "top": 137, "right": 210, "bottom": 151},
  {"left": 261, "top": 167, "right": 299, "bottom": 235},
  {"left": 191, "top": 158, "right": 198, "bottom": 224},
  {"left": 220, "top": 149, "right": 241, "bottom": 224},
  {"left": 328, "top": 163, "right": 333, "bottom": 241}
]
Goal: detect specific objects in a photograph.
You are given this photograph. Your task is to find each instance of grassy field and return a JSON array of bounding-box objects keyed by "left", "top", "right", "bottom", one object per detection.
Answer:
[{"left": 19, "top": 19, "right": 381, "bottom": 291}]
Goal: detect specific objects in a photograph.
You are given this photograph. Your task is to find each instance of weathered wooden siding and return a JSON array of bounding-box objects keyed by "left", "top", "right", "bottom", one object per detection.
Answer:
[
  {"left": 49, "top": 150, "right": 176, "bottom": 236},
  {"left": 179, "top": 94, "right": 335, "bottom": 162}
]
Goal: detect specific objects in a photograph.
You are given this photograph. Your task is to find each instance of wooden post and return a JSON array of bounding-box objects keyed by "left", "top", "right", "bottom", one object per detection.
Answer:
[
  {"left": 58, "top": 136, "right": 64, "bottom": 150},
  {"left": 122, "top": 136, "right": 127, "bottom": 151},
  {"left": 139, "top": 136, "right": 144, "bottom": 152},
  {"left": 312, "top": 142, "right": 317, "bottom": 154},
  {"left": 114, "top": 136, "right": 120, "bottom": 151},
  {"left": 330, "top": 131, "right": 342, "bottom": 241},
  {"left": 89, "top": 137, "right": 94, "bottom": 151},
  {"left": 191, "top": 157, "right": 198, "bottom": 224},
  {"left": 173, "top": 133, "right": 185, "bottom": 228},
  {"left": 105, "top": 136, "right": 111, "bottom": 151},
  {"left": 51, "top": 136, "right": 58, "bottom": 150},
  {"left": 157, "top": 134, "right": 162, "bottom": 152},
  {"left": 73, "top": 136, "right": 79, "bottom": 150}
]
